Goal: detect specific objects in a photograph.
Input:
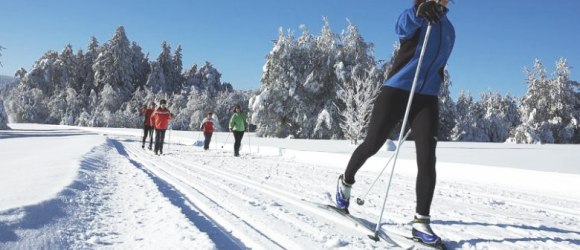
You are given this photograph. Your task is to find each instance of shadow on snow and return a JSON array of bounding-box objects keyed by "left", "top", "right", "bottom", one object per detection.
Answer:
[{"left": 110, "top": 139, "right": 246, "bottom": 250}]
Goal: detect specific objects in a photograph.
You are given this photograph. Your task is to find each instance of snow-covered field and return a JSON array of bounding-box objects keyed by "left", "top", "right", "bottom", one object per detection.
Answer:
[{"left": 1, "top": 123, "right": 579, "bottom": 249}]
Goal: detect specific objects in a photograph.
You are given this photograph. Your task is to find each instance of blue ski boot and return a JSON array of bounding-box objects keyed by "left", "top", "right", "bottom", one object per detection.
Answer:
[
  {"left": 335, "top": 174, "right": 352, "bottom": 212},
  {"left": 412, "top": 214, "right": 446, "bottom": 249}
]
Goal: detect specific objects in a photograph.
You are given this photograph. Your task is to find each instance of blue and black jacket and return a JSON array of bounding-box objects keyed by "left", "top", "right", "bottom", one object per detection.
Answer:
[{"left": 384, "top": 5, "right": 455, "bottom": 96}]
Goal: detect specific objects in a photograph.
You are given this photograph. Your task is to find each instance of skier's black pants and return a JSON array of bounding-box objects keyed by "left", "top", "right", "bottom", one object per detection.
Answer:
[
  {"left": 142, "top": 125, "right": 154, "bottom": 148},
  {"left": 154, "top": 129, "right": 167, "bottom": 154},
  {"left": 344, "top": 86, "right": 438, "bottom": 216},
  {"left": 233, "top": 131, "right": 244, "bottom": 155},
  {"left": 204, "top": 132, "right": 213, "bottom": 150}
]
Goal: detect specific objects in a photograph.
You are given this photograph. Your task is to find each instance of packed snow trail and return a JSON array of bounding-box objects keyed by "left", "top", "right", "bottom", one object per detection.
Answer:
[
  {"left": 1, "top": 125, "right": 579, "bottom": 249},
  {"left": 113, "top": 133, "right": 580, "bottom": 249},
  {"left": 118, "top": 136, "right": 402, "bottom": 249}
]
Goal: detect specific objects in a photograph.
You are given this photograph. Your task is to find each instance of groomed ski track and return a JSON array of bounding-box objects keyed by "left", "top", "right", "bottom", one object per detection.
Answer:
[
  {"left": 106, "top": 132, "right": 579, "bottom": 250},
  {"left": 117, "top": 137, "right": 401, "bottom": 249}
]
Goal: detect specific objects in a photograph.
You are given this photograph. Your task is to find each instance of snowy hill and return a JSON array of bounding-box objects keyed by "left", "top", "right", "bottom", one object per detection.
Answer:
[{"left": 1, "top": 123, "right": 579, "bottom": 249}]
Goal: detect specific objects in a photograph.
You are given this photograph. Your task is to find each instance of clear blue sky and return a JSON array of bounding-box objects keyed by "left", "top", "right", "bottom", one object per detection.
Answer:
[{"left": 1, "top": 0, "right": 579, "bottom": 99}]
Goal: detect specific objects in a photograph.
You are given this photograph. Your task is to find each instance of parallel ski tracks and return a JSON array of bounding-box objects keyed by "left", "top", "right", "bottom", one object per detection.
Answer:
[
  {"left": 122, "top": 142, "right": 397, "bottom": 249},
  {"left": 120, "top": 139, "right": 579, "bottom": 249}
]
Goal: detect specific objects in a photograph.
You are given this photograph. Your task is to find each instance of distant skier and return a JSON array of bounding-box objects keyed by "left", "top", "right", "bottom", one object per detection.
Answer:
[
  {"left": 140, "top": 101, "right": 156, "bottom": 150},
  {"left": 335, "top": 0, "right": 454, "bottom": 247},
  {"left": 150, "top": 99, "right": 172, "bottom": 155},
  {"left": 228, "top": 104, "right": 247, "bottom": 157},
  {"left": 200, "top": 112, "right": 215, "bottom": 150}
]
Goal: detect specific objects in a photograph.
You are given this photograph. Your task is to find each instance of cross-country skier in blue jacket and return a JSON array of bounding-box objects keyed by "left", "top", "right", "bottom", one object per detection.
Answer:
[{"left": 336, "top": 0, "right": 455, "bottom": 247}]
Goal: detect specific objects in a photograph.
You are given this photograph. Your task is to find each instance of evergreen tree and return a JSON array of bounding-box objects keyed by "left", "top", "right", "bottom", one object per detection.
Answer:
[
  {"left": 92, "top": 26, "right": 135, "bottom": 112},
  {"left": 452, "top": 91, "right": 488, "bottom": 141},
  {"left": 0, "top": 45, "right": 4, "bottom": 67},
  {"left": 156, "top": 41, "right": 184, "bottom": 93},
  {"left": 173, "top": 45, "right": 184, "bottom": 91},
  {"left": 338, "top": 65, "right": 382, "bottom": 144},
  {"left": 131, "top": 41, "right": 150, "bottom": 90},
  {"left": 438, "top": 69, "right": 456, "bottom": 141},
  {"left": 198, "top": 61, "right": 225, "bottom": 97},
  {"left": 514, "top": 58, "right": 578, "bottom": 143},
  {"left": 251, "top": 28, "right": 300, "bottom": 137},
  {"left": 252, "top": 19, "right": 377, "bottom": 139},
  {"left": 336, "top": 19, "right": 381, "bottom": 143},
  {"left": 2, "top": 26, "right": 246, "bottom": 129},
  {"left": 479, "top": 91, "right": 519, "bottom": 142},
  {"left": 0, "top": 99, "right": 9, "bottom": 129},
  {"left": 183, "top": 63, "right": 201, "bottom": 91},
  {"left": 146, "top": 61, "right": 166, "bottom": 93}
]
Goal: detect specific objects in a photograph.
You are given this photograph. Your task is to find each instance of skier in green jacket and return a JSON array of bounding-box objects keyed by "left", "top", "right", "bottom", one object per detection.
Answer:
[{"left": 229, "top": 104, "right": 247, "bottom": 157}]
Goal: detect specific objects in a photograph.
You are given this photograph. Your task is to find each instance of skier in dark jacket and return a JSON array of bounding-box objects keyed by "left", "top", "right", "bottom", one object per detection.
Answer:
[
  {"left": 140, "top": 101, "right": 156, "bottom": 150},
  {"left": 335, "top": 0, "right": 454, "bottom": 247}
]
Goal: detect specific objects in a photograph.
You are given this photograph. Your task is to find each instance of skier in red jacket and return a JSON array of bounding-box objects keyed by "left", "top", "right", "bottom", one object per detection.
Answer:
[
  {"left": 140, "top": 101, "right": 156, "bottom": 150},
  {"left": 200, "top": 112, "right": 215, "bottom": 150},
  {"left": 150, "top": 99, "right": 172, "bottom": 155}
]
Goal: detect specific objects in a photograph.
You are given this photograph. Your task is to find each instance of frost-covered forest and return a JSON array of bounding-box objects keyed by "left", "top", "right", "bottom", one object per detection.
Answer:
[
  {"left": 1, "top": 22, "right": 579, "bottom": 143},
  {"left": 0, "top": 27, "right": 248, "bottom": 131}
]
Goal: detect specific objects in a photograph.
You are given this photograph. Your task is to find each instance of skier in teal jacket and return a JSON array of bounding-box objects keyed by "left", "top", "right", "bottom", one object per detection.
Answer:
[{"left": 336, "top": 0, "right": 454, "bottom": 247}]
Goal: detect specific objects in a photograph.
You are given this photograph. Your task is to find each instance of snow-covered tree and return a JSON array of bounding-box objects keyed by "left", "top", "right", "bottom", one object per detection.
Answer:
[
  {"left": 338, "top": 66, "right": 382, "bottom": 144},
  {"left": 131, "top": 42, "right": 150, "bottom": 90},
  {"left": 0, "top": 45, "right": 4, "bottom": 67},
  {"left": 6, "top": 87, "right": 48, "bottom": 123},
  {"left": 438, "top": 69, "right": 456, "bottom": 141},
  {"left": 252, "top": 18, "right": 376, "bottom": 139},
  {"left": 92, "top": 26, "right": 135, "bottom": 112},
  {"left": 157, "top": 41, "right": 183, "bottom": 93},
  {"left": 251, "top": 28, "right": 303, "bottom": 138},
  {"left": 2, "top": 26, "right": 246, "bottom": 129},
  {"left": 0, "top": 99, "right": 9, "bottom": 129},
  {"left": 479, "top": 91, "right": 520, "bottom": 142},
  {"left": 452, "top": 91, "right": 488, "bottom": 141},
  {"left": 145, "top": 61, "right": 166, "bottom": 93},
  {"left": 335, "top": 19, "right": 381, "bottom": 143},
  {"left": 198, "top": 62, "right": 225, "bottom": 96},
  {"left": 513, "top": 58, "right": 578, "bottom": 143}
]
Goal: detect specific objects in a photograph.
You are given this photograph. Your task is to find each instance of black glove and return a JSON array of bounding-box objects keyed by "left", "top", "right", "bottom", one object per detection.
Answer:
[{"left": 416, "top": 1, "right": 446, "bottom": 23}]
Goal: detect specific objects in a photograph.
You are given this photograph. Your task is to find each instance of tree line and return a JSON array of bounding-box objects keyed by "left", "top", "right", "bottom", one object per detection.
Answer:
[
  {"left": 1, "top": 22, "right": 579, "bottom": 143},
  {"left": 1, "top": 27, "right": 248, "bottom": 131}
]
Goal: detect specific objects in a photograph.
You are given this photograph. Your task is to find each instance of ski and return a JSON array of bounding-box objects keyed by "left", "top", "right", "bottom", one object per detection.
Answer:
[
  {"left": 312, "top": 203, "right": 411, "bottom": 249},
  {"left": 313, "top": 202, "right": 447, "bottom": 250}
]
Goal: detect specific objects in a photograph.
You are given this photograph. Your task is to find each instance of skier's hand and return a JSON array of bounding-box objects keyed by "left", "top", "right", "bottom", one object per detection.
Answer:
[{"left": 416, "top": 0, "right": 446, "bottom": 23}]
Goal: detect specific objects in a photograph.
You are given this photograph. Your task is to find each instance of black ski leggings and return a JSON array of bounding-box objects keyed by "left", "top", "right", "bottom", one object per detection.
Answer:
[
  {"left": 154, "top": 129, "right": 167, "bottom": 153},
  {"left": 203, "top": 132, "right": 213, "bottom": 150},
  {"left": 143, "top": 125, "right": 154, "bottom": 147},
  {"left": 233, "top": 131, "right": 244, "bottom": 154},
  {"left": 344, "top": 86, "right": 439, "bottom": 216}
]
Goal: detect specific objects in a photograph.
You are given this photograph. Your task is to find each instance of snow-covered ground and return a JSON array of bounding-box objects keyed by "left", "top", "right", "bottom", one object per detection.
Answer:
[{"left": 1, "top": 123, "right": 579, "bottom": 249}]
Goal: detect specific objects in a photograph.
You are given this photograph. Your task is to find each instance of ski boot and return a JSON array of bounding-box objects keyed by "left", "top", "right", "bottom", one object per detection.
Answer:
[
  {"left": 412, "top": 214, "right": 446, "bottom": 249},
  {"left": 335, "top": 174, "right": 352, "bottom": 213}
]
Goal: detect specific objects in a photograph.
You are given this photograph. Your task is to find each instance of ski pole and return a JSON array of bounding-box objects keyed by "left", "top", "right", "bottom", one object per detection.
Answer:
[
  {"left": 356, "top": 129, "right": 412, "bottom": 206},
  {"left": 167, "top": 121, "right": 172, "bottom": 152},
  {"left": 221, "top": 133, "right": 230, "bottom": 149},
  {"left": 247, "top": 128, "right": 251, "bottom": 155},
  {"left": 371, "top": 23, "right": 433, "bottom": 240}
]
